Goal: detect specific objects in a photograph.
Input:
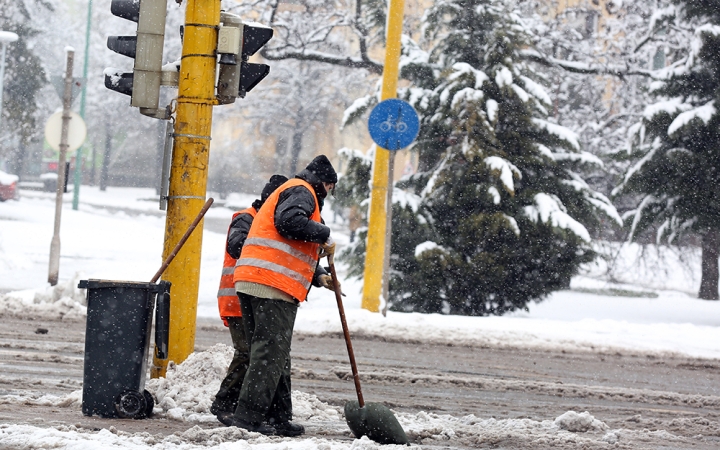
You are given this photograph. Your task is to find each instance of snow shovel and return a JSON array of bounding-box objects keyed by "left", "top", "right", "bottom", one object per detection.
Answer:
[{"left": 327, "top": 254, "right": 409, "bottom": 445}]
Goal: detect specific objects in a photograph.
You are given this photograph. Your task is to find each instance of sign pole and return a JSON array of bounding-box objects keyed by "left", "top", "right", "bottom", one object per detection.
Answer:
[
  {"left": 381, "top": 151, "right": 396, "bottom": 316},
  {"left": 72, "top": 0, "right": 93, "bottom": 211},
  {"left": 362, "top": 0, "right": 405, "bottom": 312},
  {"left": 48, "top": 48, "right": 75, "bottom": 286}
]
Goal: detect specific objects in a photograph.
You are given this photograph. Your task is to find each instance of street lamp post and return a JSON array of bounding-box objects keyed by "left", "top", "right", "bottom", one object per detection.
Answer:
[{"left": 0, "top": 30, "right": 19, "bottom": 131}]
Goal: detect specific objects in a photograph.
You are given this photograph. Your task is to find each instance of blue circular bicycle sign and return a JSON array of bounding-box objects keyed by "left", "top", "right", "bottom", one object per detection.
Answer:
[{"left": 368, "top": 99, "right": 420, "bottom": 151}]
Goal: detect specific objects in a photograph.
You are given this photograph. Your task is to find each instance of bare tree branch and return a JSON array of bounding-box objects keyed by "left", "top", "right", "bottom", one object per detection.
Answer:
[
  {"left": 262, "top": 48, "right": 383, "bottom": 74},
  {"left": 520, "top": 49, "right": 653, "bottom": 78}
]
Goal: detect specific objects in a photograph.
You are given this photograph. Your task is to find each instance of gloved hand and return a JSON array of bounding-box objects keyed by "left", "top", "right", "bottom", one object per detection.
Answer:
[
  {"left": 320, "top": 236, "right": 336, "bottom": 259},
  {"left": 318, "top": 274, "right": 341, "bottom": 293},
  {"left": 318, "top": 273, "right": 345, "bottom": 297}
]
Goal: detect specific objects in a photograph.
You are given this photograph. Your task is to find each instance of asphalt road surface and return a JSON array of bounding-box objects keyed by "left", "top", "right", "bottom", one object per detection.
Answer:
[{"left": 1, "top": 314, "right": 720, "bottom": 449}]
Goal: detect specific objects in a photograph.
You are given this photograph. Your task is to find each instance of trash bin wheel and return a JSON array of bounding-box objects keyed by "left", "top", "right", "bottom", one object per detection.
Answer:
[
  {"left": 143, "top": 390, "right": 155, "bottom": 418},
  {"left": 115, "top": 390, "right": 147, "bottom": 419}
]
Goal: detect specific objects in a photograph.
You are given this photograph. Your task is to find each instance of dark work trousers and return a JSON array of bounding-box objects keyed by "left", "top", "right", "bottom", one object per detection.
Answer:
[
  {"left": 212, "top": 315, "right": 250, "bottom": 413},
  {"left": 233, "top": 293, "right": 298, "bottom": 424}
]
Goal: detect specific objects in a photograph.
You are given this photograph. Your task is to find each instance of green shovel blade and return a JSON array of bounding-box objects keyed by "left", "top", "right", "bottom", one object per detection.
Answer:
[{"left": 344, "top": 401, "right": 409, "bottom": 445}]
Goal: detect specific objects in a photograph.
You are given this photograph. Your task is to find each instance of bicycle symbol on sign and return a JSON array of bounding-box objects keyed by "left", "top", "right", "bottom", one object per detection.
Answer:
[
  {"left": 368, "top": 99, "right": 419, "bottom": 151},
  {"left": 379, "top": 118, "right": 408, "bottom": 133}
]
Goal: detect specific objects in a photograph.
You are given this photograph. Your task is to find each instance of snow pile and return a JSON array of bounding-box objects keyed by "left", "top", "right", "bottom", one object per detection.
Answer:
[
  {"left": 400, "top": 410, "right": 617, "bottom": 448},
  {"left": 291, "top": 391, "right": 342, "bottom": 422},
  {"left": 554, "top": 411, "right": 608, "bottom": 432},
  {"left": 0, "top": 423, "right": 262, "bottom": 449},
  {"left": 147, "top": 343, "right": 233, "bottom": 421},
  {"left": 0, "top": 388, "right": 82, "bottom": 408},
  {"left": 0, "top": 271, "right": 87, "bottom": 320},
  {"left": 3, "top": 417, "right": 684, "bottom": 450},
  {"left": 145, "top": 344, "right": 345, "bottom": 426}
]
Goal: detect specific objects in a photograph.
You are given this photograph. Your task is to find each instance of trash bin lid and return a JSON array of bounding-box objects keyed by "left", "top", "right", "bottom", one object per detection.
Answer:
[{"left": 78, "top": 279, "right": 158, "bottom": 290}]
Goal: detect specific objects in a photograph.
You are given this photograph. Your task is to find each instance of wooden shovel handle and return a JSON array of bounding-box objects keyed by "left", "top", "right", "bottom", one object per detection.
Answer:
[
  {"left": 151, "top": 198, "right": 214, "bottom": 283},
  {"left": 328, "top": 255, "right": 365, "bottom": 407}
]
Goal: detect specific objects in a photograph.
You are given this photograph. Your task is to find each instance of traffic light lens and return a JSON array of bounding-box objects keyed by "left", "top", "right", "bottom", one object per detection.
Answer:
[
  {"left": 240, "top": 62, "right": 270, "bottom": 96},
  {"left": 241, "top": 25, "right": 273, "bottom": 60},
  {"left": 110, "top": 0, "right": 140, "bottom": 22},
  {"left": 107, "top": 36, "right": 137, "bottom": 59}
]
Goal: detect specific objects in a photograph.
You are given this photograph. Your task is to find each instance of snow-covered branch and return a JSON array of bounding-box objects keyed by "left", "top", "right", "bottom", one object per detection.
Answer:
[
  {"left": 262, "top": 48, "right": 383, "bottom": 74},
  {"left": 520, "top": 49, "right": 653, "bottom": 78}
]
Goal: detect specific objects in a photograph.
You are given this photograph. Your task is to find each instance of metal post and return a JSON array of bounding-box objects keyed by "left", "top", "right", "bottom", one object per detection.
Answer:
[
  {"left": 381, "top": 151, "right": 396, "bottom": 316},
  {"left": 151, "top": 0, "right": 219, "bottom": 378},
  {"left": 361, "top": 0, "right": 405, "bottom": 312},
  {"left": 100, "top": 120, "right": 111, "bottom": 191},
  {"left": 73, "top": 0, "right": 92, "bottom": 210},
  {"left": 48, "top": 49, "right": 75, "bottom": 286}
]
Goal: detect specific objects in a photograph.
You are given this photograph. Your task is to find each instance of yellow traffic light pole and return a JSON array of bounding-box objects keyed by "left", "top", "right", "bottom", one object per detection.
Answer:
[
  {"left": 151, "top": 0, "right": 220, "bottom": 377},
  {"left": 361, "top": 0, "right": 406, "bottom": 312}
]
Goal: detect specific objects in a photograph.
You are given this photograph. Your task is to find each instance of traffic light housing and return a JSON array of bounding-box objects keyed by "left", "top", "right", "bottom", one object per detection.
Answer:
[
  {"left": 239, "top": 23, "right": 273, "bottom": 96},
  {"left": 216, "top": 13, "right": 273, "bottom": 104},
  {"left": 105, "top": 0, "right": 167, "bottom": 117}
]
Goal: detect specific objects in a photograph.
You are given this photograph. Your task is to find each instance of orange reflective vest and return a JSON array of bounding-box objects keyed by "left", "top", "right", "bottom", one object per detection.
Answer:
[
  {"left": 233, "top": 179, "right": 322, "bottom": 301},
  {"left": 217, "top": 207, "right": 257, "bottom": 320}
]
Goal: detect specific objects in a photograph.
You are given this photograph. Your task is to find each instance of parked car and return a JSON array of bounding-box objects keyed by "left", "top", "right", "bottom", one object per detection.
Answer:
[{"left": 0, "top": 169, "right": 19, "bottom": 201}]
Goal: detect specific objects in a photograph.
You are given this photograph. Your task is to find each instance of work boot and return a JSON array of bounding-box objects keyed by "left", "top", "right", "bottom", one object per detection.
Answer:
[
  {"left": 216, "top": 411, "right": 234, "bottom": 426},
  {"left": 271, "top": 421, "right": 305, "bottom": 437},
  {"left": 226, "top": 417, "right": 276, "bottom": 436}
]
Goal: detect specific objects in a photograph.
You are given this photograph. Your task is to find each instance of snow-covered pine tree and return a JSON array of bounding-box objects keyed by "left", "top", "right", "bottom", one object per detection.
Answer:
[
  {"left": 614, "top": 1, "right": 720, "bottom": 300},
  {"left": 341, "top": 0, "right": 621, "bottom": 315}
]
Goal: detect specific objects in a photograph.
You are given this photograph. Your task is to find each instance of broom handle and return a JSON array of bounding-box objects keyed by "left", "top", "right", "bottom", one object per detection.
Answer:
[
  {"left": 151, "top": 198, "right": 214, "bottom": 283},
  {"left": 328, "top": 255, "right": 365, "bottom": 407}
]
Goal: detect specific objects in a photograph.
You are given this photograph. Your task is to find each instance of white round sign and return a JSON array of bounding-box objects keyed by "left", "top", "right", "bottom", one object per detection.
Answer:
[{"left": 44, "top": 111, "right": 87, "bottom": 152}]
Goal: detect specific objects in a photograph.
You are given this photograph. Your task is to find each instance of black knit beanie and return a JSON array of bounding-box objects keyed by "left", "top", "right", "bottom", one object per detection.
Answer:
[
  {"left": 261, "top": 174, "right": 289, "bottom": 203},
  {"left": 305, "top": 155, "right": 338, "bottom": 184}
]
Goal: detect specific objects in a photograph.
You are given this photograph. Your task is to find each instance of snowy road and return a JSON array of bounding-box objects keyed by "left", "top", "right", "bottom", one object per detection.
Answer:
[
  {"left": 2, "top": 314, "right": 720, "bottom": 449},
  {"left": 3, "top": 187, "right": 720, "bottom": 448}
]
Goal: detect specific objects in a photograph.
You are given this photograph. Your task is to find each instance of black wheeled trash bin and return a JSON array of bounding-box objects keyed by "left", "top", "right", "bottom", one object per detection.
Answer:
[{"left": 78, "top": 279, "right": 171, "bottom": 419}]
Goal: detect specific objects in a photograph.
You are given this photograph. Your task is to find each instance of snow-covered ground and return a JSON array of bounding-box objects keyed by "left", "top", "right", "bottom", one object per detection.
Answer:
[{"left": 1, "top": 185, "right": 718, "bottom": 449}]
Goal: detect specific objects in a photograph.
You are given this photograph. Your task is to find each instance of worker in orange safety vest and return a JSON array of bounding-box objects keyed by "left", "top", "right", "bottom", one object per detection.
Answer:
[
  {"left": 220, "top": 155, "right": 339, "bottom": 437},
  {"left": 210, "top": 174, "right": 288, "bottom": 418}
]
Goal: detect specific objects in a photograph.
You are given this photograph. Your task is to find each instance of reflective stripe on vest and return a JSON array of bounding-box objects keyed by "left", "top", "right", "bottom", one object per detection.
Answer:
[
  {"left": 243, "top": 237, "right": 318, "bottom": 267},
  {"left": 236, "top": 257, "right": 312, "bottom": 290},
  {"left": 233, "top": 179, "right": 322, "bottom": 301},
  {"left": 217, "top": 207, "right": 257, "bottom": 318}
]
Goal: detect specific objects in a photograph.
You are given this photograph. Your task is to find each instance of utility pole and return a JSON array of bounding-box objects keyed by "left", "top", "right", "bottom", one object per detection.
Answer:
[
  {"left": 48, "top": 48, "right": 75, "bottom": 286},
  {"left": 72, "top": 0, "right": 92, "bottom": 210},
  {"left": 361, "top": 0, "right": 405, "bottom": 312},
  {"left": 151, "top": 0, "right": 220, "bottom": 378}
]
